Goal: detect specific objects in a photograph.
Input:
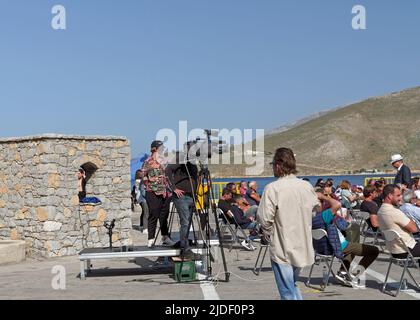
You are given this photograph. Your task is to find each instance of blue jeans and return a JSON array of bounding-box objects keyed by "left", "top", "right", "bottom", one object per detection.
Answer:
[
  {"left": 271, "top": 261, "right": 303, "bottom": 300},
  {"left": 173, "top": 195, "right": 195, "bottom": 251}
]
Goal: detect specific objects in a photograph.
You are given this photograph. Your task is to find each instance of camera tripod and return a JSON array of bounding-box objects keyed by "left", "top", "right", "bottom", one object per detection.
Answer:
[{"left": 194, "top": 162, "right": 230, "bottom": 282}]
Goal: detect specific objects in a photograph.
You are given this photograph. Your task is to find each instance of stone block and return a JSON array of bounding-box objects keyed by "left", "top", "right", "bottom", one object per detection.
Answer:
[
  {"left": 48, "top": 174, "right": 60, "bottom": 188},
  {"left": 0, "top": 240, "right": 26, "bottom": 265},
  {"left": 43, "top": 221, "right": 62, "bottom": 232}
]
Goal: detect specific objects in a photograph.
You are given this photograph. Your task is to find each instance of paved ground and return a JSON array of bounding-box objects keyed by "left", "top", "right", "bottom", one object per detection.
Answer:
[{"left": 0, "top": 208, "right": 419, "bottom": 300}]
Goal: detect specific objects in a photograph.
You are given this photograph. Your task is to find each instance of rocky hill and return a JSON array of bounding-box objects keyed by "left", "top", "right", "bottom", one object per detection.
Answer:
[{"left": 210, "top": 86, "right": 420, "bottom": 177}]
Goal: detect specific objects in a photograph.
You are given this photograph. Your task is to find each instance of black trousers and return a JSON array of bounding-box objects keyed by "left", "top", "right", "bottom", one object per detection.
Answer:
[
  {"left": 145, "top": 192, "right": 171, "bottom": 241},
  {"left": 392, "top": 242, "right": 420, "bottom": 259}
]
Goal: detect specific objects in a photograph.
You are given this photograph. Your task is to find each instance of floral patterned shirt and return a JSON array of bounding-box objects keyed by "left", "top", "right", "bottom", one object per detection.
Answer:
[{"left": 141, "top": 155, "right": 170, "bottom": 197}]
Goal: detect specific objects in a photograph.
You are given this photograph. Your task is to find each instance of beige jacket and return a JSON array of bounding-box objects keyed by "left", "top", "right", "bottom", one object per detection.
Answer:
[{"left": 257, "top": 175, "right": 319, "bottom": 268}]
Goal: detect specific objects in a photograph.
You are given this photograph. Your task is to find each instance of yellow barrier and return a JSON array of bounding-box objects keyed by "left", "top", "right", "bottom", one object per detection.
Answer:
[{"left": 363, "top": 176, "right": 394, "bottom": 187}]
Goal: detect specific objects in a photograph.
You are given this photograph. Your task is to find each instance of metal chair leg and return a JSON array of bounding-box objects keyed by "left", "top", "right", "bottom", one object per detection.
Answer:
[
  {"left": 324, "top": 256, "right": 335, "bottom": 288},
  {"left": 253, "top": 246, "right": 264, "bottom": 275},
  {"left": 253, "top": 245, "right": 268, "bottom": 276},
  {"left": 382, "top": 259, "right": 393, "bottom": 293},
  {"left": 306, "top": 256, "right": 318, "bottom": 288},
  {"left": 406, "top": 268, "right": 420, "bottom": 290},
  {"left": 395, "top": 260, "right": 409, "bottom": 297}
]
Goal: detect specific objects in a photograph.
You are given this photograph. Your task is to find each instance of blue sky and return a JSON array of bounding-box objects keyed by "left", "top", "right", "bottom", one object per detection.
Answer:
[{"left": 1, "top": 0, "right": 420, "bottom": 156}]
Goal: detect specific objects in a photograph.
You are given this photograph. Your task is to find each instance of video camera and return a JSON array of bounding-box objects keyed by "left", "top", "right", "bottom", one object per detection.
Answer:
[{"left": 185, "top": 129, "right": 227, "bottom": 161}]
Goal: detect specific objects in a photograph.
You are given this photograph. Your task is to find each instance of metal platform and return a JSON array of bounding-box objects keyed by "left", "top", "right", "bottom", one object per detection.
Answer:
[{"left": 78, "top": 240, "right": 220, "bottom": 280}]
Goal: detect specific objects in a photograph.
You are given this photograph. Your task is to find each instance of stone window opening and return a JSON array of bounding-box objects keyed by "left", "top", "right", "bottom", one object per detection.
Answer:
[
  {"left": 79, "top": 162, "right": 99, "bottom": 202},
  {"left": 80, "top": 162, "right": 98, "bottom": 185}
]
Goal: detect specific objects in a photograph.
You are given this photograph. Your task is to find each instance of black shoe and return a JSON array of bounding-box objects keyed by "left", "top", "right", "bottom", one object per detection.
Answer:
[
  {"left": 182, "top": 249, "right": 202, "bottom": 261},
  {"left": 334, "top": 271, "right": 353, "bottom": 287}
]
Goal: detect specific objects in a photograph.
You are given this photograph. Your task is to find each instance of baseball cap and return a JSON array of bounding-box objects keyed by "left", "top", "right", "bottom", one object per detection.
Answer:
[{"left": 151, "top": 140, "right": 164, "bottom": 149}]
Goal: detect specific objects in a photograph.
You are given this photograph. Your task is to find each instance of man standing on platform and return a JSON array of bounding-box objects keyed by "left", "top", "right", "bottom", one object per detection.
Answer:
[
  {"left": 166, "top": 152, "right": 201, "bottom": 260},
  {"left": 392, "top": 154, "right": 412, "bottom": 190}
]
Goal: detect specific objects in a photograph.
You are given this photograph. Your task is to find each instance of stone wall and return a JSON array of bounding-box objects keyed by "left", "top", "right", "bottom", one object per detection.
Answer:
[{"left": 0, "top": 134, "right": 133, "bottom": 258}]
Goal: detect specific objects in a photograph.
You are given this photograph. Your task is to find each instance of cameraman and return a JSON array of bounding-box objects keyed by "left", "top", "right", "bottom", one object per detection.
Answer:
[{"left": 166, "top": 151, "right": 201, "bottom": 260}]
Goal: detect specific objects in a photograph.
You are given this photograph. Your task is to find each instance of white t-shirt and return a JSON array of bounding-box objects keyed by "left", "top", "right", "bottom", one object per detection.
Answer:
[{"left": 378, "top": 203, "right": 416, "bottom": 254}]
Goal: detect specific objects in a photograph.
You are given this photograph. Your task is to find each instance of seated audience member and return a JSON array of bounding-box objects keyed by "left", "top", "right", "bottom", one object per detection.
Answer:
[
  {"left": 378, "top": 185, "right": 420, "bottom": 259},
  {"left": 327, "top": 178, "right": 336, "bottom": 193},
  {"left": 373, "top": 180, "right": 385, "bottom": 207},
  {"left": 360, "top": 185, "right": 380, "bottom": 232},
  {"left": 317, "top": 181, "right": 340, "bottom": 211},
  {"left": 416, "top": 191, "right": 420, "bottom": 207},
  {"left": 239, "top": 181, "right": 248, "bottom": 197},
  {"left": 313, "top": 193, "right": 379, "bottom": 286},
  {"left": 245, "top": 181, "right": 261, "bottom": 206},
  {"left": 234, "top": 194, "right": 258, "bottom": 220},
  {"left": 315, "top": 178, "right": 325, "bottom": 188},
  {"left": 218, "top": 188, "right": 234, "bottom": 224},
  {"left": 340, "top": 180, "right": 359, "bottom": 210},
  {"left": 412, "top": 177, "right": 420, "bottom": 191},
  {"left": 231, "top": 195, "right": 259, "bottom": 234},
  {"left": 400, "top": 190, "right": 420, "bottom": 230},
  {"left": 226, "top": 182, "right": 239, "bottom": 195},
  {"left": 356, "top": 186, "right": 364, "bottom": 200}
]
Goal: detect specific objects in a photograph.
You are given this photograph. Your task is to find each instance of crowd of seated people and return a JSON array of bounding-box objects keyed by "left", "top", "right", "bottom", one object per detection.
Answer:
[{"left": 217, "top": 181, "right": 262, "bottom": 250}]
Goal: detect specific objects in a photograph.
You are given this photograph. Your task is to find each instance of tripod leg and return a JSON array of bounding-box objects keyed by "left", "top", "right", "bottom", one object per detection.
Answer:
[{"left": 168, "top": 202, "right": 176, "bottom": 238}]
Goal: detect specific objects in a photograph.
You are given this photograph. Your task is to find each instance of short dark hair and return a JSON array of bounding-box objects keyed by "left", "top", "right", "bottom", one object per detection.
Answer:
[
  {"left": 222, "top": 188, "right": 232, "bottom": 197},
  {"left": 232, "top": 194, "right": 244, "bottom": 203},
  {"left": 412, "top": 177, "right": 420, "bottom": 186},
  {"left": 226, "top": 182, "right": 236, "bottom": 191},
  {"left": 375, "top": 181, "right": 383, "bottom": 189},
  {"left": 363, "top": 185, "right": 376, "bottom": 198},
  {"left": 383, "top": 184, "right": 400, "bottom": 199},
  {"left": 272, "top": 148, "right": 298, "bottom": 177}
]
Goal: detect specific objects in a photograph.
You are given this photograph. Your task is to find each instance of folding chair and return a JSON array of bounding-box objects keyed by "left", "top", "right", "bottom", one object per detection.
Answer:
[
  {"left": 359, "top": 211, "right": 384, "bottom": 251},
  {"left": 350, "top": 209, "right": 361, "bottom": 221},
  {"left": 382, "top": 230, "right": 420, "bottom": 297},
  {"left": 229, "top": 211, "right": 257, "bottom": 251},
  {"left": 217, "top": 207, "right": 257, "bottom": 251},
  {"left": 216, "top": 208, "right": 239, "bottom": 251},
  {"left": 306, "top": 229, "right": 351, "bottom": 291},
  {"left": 358, "top": 211, "right": 371, "bottom": 235}
]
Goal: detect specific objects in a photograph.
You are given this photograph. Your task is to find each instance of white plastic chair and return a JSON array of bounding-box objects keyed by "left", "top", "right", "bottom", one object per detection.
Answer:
[{"left": 382, "top": 230, "right": 420, "bottom": 297}]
